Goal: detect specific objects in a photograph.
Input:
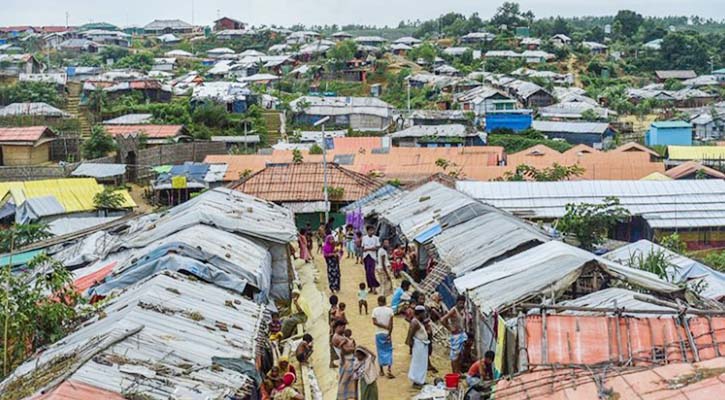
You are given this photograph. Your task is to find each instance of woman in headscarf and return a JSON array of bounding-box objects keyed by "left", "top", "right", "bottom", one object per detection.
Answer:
[
  {"left": 353, "top": 346, "right": 379, "bottom": 400},
  {"left": 323, "top": 230, "right": 341, "bottom": 293},
  {"left": 271, "top": 372, "right": 304, "bottom": 400}
]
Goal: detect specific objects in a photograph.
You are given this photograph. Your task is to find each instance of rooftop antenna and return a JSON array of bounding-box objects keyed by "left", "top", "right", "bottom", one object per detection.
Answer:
[{"left": 65, "top": 12, "right": 69, "bottom": 29}]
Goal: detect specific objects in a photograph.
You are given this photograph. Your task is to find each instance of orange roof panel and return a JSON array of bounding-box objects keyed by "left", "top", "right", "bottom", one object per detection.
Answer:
[
  {"left": 103, "top": 124, "right": 185, "bottom": 139},
  {"left": 231, "top": 162, "right": 382, "bottom": 203},
  {"left": 0, "top": 126, "right": 53, "bottom": 143},
  {"left": 32, "top": 380, "right": 125, "bottom": 400}
]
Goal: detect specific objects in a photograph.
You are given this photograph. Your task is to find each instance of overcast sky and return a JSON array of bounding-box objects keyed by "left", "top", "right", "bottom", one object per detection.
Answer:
[{"left": 2, "top": 0, "right": 723, "bottom": 27}]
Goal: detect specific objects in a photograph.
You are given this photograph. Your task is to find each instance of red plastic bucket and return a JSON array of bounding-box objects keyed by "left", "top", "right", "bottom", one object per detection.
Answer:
[{"left": 444, "top": 373, "right": 460, "bottom": 388}]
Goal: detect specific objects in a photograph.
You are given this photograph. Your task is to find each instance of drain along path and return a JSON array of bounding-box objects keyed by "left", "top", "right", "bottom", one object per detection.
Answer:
[{"left": 304, "top": 249, "right": 447, "bottom": 400}]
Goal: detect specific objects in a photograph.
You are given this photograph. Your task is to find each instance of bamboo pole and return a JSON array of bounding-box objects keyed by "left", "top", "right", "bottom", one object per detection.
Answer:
[
  {"left": 681, "top": 316, "right": 700, "bottom": 362},
  {"left": 517, "top": 312, "right": 528, "bottom": 372},
  {"left": 541, "top": 307, "right": 548, "bottom": 364},
  {"left": 614, "top": 300, "right": 623, "bottom": 365},
  {"left": 673, "top": 316, "right": 688, "bottom": 362},
  {"left": 706, "top": 316, "right": 721, "bottom": 357}
]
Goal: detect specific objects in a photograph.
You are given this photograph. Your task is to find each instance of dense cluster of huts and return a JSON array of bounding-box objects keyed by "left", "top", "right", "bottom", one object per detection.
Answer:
[
  {"left": 341, "top": 178, "right": 725, "bottom": 398},
  {"left": 0, "top": 187, "right": 299, "bottom": 399}
]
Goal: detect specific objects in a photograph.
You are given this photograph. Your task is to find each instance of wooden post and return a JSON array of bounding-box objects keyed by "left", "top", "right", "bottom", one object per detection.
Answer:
[
  {"left": 517, "top": 312, "right": 528, "bottom": 372},
  {"left": 614, "top": 299, "right": 623, "bottom": 365},
  {"left": 662, "top": 324, "right": 668, "bottom": 364},
  {"left": 682, "top": 315, "right": 700, "bottom": 362},
  {"left": 673, "top": 316, "right": 688, "bottom": 362},
  {"left": 707, "top": 316, "right": 721, "bottom": 357}
]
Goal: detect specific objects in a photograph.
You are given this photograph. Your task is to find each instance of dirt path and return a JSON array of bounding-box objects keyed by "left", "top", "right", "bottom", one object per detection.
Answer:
[{"left": 304, "top": 248, "right": 447, "bottom": 400}]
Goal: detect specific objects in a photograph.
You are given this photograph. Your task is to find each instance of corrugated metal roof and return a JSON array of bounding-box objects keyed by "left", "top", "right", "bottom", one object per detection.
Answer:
[
  {"left": 123, "top": 187, "right": 297, "bottom": 244},
  {"left": 1, "top": 272, "right": 266, "bottom": 399},
  {"left": 604, "top": 239, "right": 725, "bottom": 300},
  {"left": 0, "top": 126, "right": 54, "bottom": 143},
  {"left": 434, "top": 211, "right": 550, "bottom": 277},
  {"left": 15, "top": 195, "right": 65, "bottom": 223},
  {"left": 232, "top": 162, "right": 382, "bottom": 203},
  {"left": 340, "top": 184, "right": 402, "bottom": 213},
  {"left": 205, "top": 146, "right": 504, "bottom": 184},
  {"left": 48, "top": 217, "right": 121, "bottom": 236},
  {"left": 390, "top": 124, "right": 469, "bottom": 138},
  {"left": 71, "top": 163, "right": 126, "bottom": 178},
  {"left": 92, "top": 224, "right": 272, "bottom": 300},
  {"left": 455, "top": 241, "right": 681, "bottom": 315},
  {"left": 144, "top": 19, "right": 193, "bottom": 30},
  {"left": 652, "top": 120, "right": 691, "bottom": 128},
  {"left": 665, "top": 161, "right": 725, "bottom": 179},
  {"left": 0, "top": 178, "right": 135, "bottom": 214},
  {"left": 495, "top": 358, "right": 725, "bottom": 400},
  {"left": 104, "top": 124, "right": 186, "bottom": 139},
  {"left": 0, "top": 103, "right": 71, "bottom": 118},
  {"left": 290, "top": 96, "right": 394, "bottom": 118},
  {"left": 667, "top": 145, "right": 725, "bottom": 161},
  {"left": 521, "top": 314, "right": 725, "bottom": 368},
  {"left": 203, "top": 163, "right": 228, "bottom": 182},
  {"left": 381, "top": 181, "right": 480, "bottom": 240},
  {"left": 102, "top": 113, "right": 153, "bottom": 124},
  {"left": 556, "top": 287, "right": 677, "bottom": 316},
  {"left": 532, "top": 120, "right": 611, "bottom": 134},
  {"left": 457, "top": 180, "right": 725, "bottom": 229}
]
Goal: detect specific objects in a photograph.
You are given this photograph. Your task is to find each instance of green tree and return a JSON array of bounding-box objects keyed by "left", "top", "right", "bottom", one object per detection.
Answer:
[
  {"left": 192, "top": 102, "right": 229, "bottom": 129},
  {"left": 556, "top": 196, "right": 631, "bottom": 250},
  {"left": 660, "top": 32, "right": 711, "bottom": 73},
  {"left": 0, "top": 223, "right": 51, "bottom": 253},
  {"left": 499, "top": 163, "right": 585, "bottom": 181},
  {"left": 491, "top": 2, "right": 527, "bottom": 28},
  {"left": 408, "top": 42, "right": 437, "bottom": 64},
  {"left": 93, "top": 187, "right": 125, "bottom": 216},
  {"left": 309, "top": 144, "right": 323, "bottom": 154},
  {"left": 658, "top": 232, "right": 686, "bottom": 254},
  {"left": 613, "top": 10, "right": 644, "bottom": 39},
  {"left": 327, "top": 40, "right": 358, "bottom": 71},
  {"left": 1, "top": 252, "right": 80, "bottom": 378},
  {"left": 86, "top": 88, "right": 107, "bottom": 115},
  {"left": 292, "top": 149, "right": 303, "bottom": 163},
  {"left": 580, "top": 108, "right": 601, "bottom": 121},
  {"left": 0, "top": 82, "right": 62, "bottom": 107},
  {"left": 114, "top": 51, "right": 155, "bottom": 71},
  {"left": 663, "top": 78, "right": 685, "bottom": 91},
  {"left": 83, "top": 126, "right": 117, "bottom": 159}
]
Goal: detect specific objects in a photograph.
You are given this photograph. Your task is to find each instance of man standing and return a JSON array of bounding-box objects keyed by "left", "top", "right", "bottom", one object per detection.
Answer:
[
  {"left": 361, "top": 225, "right": 381, "bottom": 293},
  {"left": 441, "top": 295, "right": 469, "bottom": 374},
  {"left": 406, "top": 305, "right": 429, "bottom": 388},
  {"left": 332, "top": 320, "right": 357, "bottom": 400},
  {"left": 376, "top": 239, "right": 393, "bottom": 296},
  {"left": 371, "top": 295, "right": 394, "bottom": 379}
]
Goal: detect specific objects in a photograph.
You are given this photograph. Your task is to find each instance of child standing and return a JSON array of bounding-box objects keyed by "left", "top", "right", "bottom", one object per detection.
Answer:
[
  {"left": 269, "top": 312, "right": 282, "bottom": 342},
  {"left": 354, "top": 231, "right": 363, "bottom": 265},
  {"left": 335, "top": 302, "right": 348, "bottom": 324},
  {"left": 357, "top": 282, "right": 369, "bottom": 314},
  {"left": 345, "top": 224, "right": 355, "bottom": 259}
]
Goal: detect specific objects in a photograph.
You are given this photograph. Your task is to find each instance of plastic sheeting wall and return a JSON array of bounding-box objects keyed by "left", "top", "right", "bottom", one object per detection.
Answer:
[{"left": 524, "top": 314, "right": 725, "bottom": 367}]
